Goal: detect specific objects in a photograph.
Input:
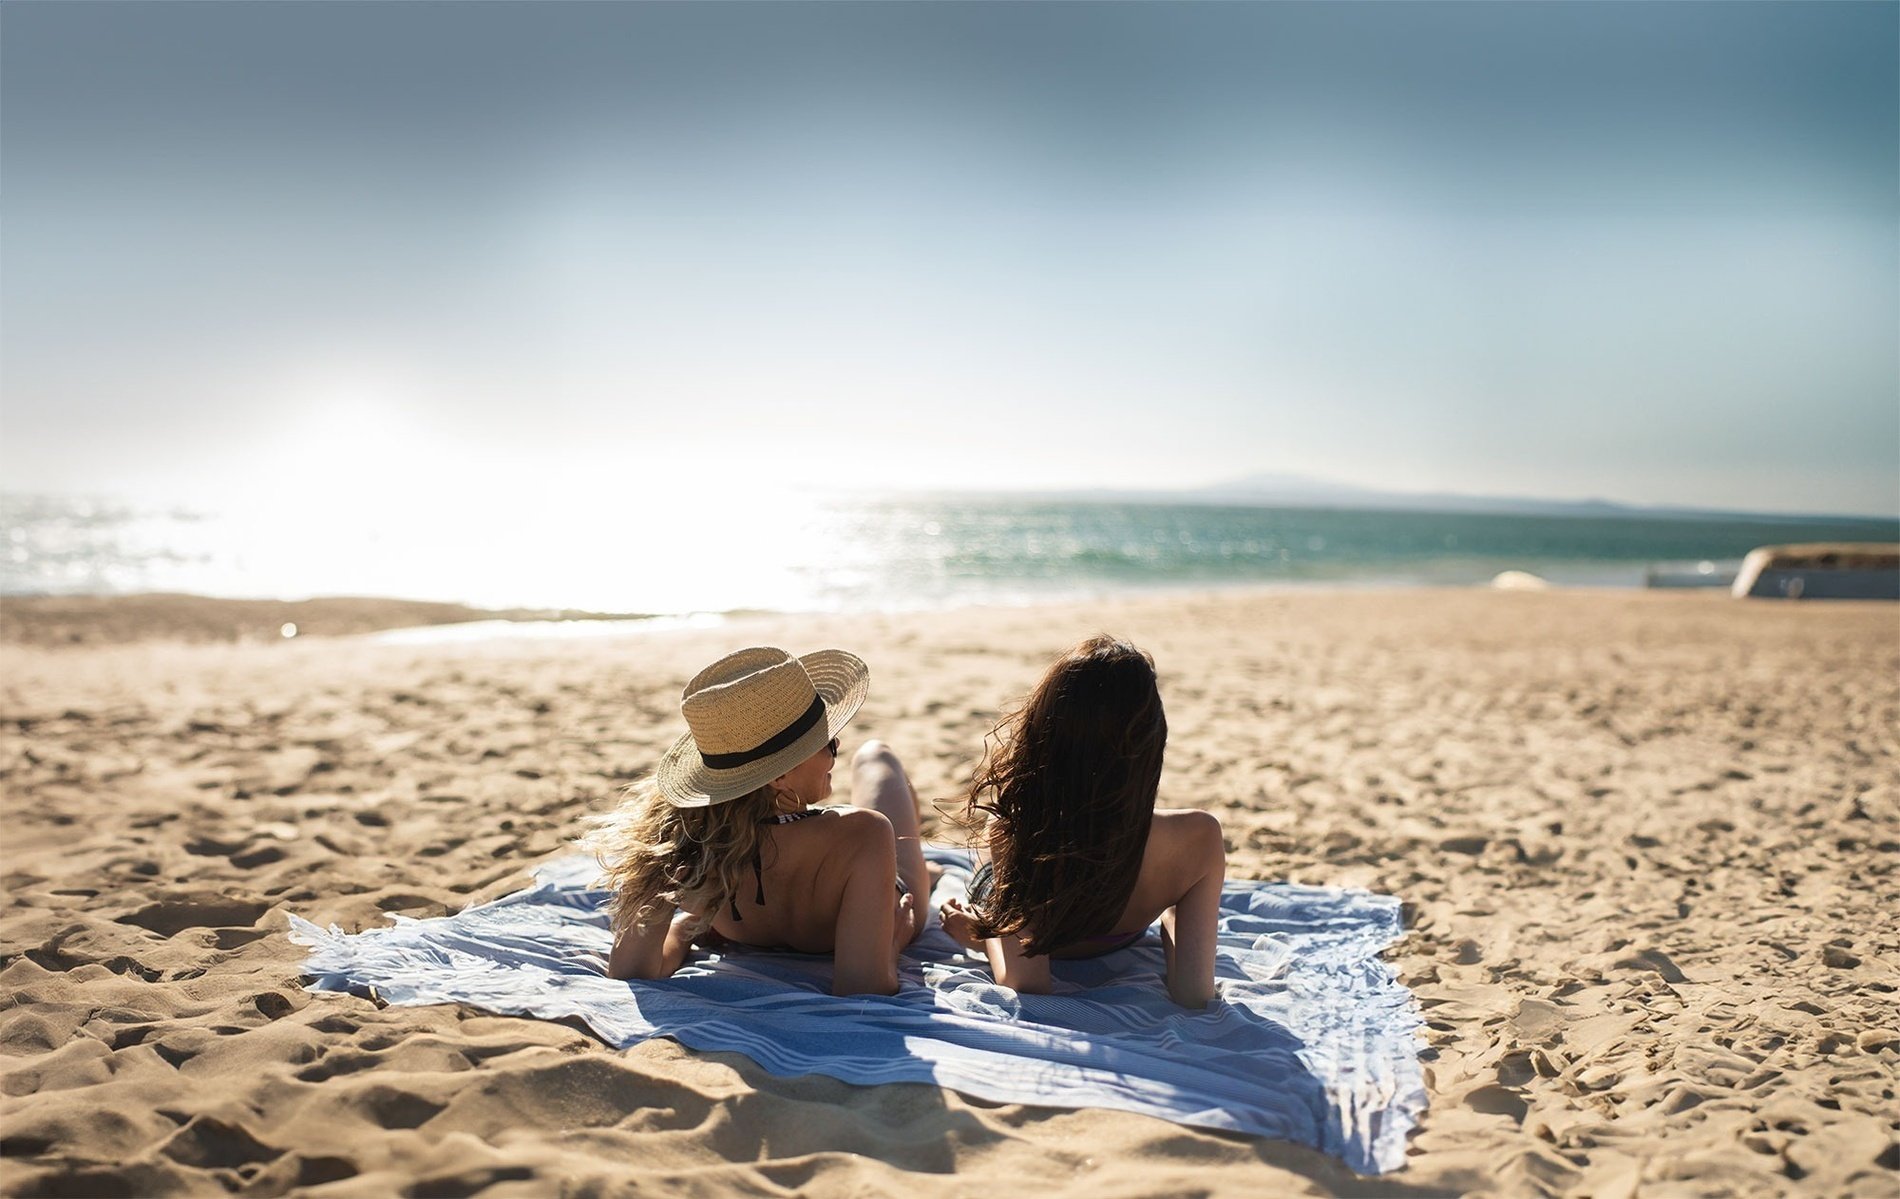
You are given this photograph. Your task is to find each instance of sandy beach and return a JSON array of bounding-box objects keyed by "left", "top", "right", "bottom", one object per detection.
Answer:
[{"left": 2, "top": 587, "right": 1896, "bottom": 1198}]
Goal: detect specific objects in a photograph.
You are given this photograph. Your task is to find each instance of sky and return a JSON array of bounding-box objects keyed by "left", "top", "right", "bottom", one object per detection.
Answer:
[{"left": 3, "top": 1, "right": 1896, "bottom": 517}]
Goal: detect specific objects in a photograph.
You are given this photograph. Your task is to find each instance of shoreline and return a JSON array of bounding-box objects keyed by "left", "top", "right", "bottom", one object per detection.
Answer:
[{"left": 0, "top": 576, "right": 1763, "bottom": 649}]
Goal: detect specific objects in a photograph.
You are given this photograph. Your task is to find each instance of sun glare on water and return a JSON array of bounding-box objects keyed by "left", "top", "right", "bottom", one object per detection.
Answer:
[{"left": 156, "top": 383, "right": 846, "bottom": 614}]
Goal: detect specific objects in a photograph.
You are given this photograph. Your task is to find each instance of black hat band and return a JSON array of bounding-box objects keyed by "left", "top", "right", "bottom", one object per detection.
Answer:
[{"left": 698, "top": 694, "right": 827, "bottom": 770}]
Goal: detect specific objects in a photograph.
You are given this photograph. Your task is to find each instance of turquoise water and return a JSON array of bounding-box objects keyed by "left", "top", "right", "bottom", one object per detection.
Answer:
[{"left": 4, "top": 491, "right": 1894, "bottom": 615}]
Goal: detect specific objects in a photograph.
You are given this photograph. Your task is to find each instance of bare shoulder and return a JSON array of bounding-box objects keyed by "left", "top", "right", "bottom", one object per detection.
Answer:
[
  {"left": 786, "top": 806, "right": 895, "bottom": 862},
  {"left": 826, "top": 806, "right": 894, "bottom": 840},
  {"left": 1151, "top": 807, "right": 1223, "bottom": 847},
  {"left": 1122, "top": 809, "right": 1226, "bottom": 925},
  {"left": 772, "top": 806, "right": 891, "bottom": 839},
  {"left": 808, "top": 808, "right": 895, "bottom": 897},
  {"left": 1149, "top": 809, "right": 1225, "bottom": 876}
]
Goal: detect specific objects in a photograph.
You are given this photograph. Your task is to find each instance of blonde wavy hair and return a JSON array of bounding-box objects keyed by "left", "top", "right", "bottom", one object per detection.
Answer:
[{"left": 590, "top": 778, "right": 784, "bottom": 937}]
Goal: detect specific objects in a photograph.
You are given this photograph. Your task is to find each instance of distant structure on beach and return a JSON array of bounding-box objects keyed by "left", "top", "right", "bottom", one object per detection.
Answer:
[
  {"left": 1730, "top": 544, "right": 1900, "bottom": 600},
  {"left": 1644, "top": 562, "right": 1738, "bottom": 590}
]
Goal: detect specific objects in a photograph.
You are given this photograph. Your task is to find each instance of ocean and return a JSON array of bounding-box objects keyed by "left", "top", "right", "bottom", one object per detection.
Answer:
[{"left": 3, "top": 491, "right": 1895, "bottom": 617}]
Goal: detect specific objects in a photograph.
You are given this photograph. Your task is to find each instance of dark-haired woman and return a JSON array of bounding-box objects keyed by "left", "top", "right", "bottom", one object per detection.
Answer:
[{"left": 938, "top": 636, "right": 1226, "bottom": 1008}]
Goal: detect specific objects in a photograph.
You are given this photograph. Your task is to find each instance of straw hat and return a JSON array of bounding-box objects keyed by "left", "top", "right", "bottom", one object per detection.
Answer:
[{"left": 655, "top": 647, "right": 869, "bottom": 808}]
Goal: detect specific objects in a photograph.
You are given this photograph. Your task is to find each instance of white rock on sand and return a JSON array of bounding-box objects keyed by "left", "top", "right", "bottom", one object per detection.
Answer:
[{"left": 1491, "top": 570, "right": 1551, "bottom": 591}]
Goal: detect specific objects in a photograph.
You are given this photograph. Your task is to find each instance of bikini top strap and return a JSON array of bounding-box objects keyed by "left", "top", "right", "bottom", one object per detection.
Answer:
[
  {"left": 732, "top": 809, "right": 823, "bottom": 921},
  {"left": 766, "top": 807, "right": 825, "bottom": 825}
]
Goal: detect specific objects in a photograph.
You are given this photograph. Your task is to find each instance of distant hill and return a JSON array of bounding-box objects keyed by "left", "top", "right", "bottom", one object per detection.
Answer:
[
  {"left": 1188, "top": 473, "right": 1651, "bottom": 518},
  {"left": 1178, "top": 473, "right": 1894, "bottom": 524},
  {"left": 984, "top": 473, "right": 1896, "bottom": 525}
]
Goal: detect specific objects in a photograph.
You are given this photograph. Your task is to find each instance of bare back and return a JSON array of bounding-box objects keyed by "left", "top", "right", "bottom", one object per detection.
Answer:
[
  {"left": 949, "top": 807, "right": 1225, "bottom": 1007},
  {"left": 609, "top": 804, "right": 906, "bottom": 995},
  {"left": 987, "top": 809, "right": 1216, "bottom": 947},
  {"left": 608, "top": 740, "right": 931, "bottom": 996},
  {"left": 706, "top": 806, "right": 898, "bottom": 952}
]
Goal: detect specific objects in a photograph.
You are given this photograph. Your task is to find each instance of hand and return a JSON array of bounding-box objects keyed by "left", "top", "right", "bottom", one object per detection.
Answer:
[
  {"left": 890, "top": 888, "right": 919, "bottom": 955},
  {"left": 937, "top": 896, "right": 984, "bottom": 950}
]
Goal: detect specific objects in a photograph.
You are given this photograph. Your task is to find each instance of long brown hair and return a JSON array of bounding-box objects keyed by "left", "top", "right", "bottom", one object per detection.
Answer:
[
  {"left": 591, "top": 779, "right": 782, "bottom": 937},
  {"left": 965, "top": 635, "right": 1166, "bottom": 956}
]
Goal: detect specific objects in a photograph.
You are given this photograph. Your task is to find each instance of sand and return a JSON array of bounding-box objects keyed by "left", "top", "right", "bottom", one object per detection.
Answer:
[{"left": 2, "top": 588, "right": 1896, "bottom": 1198}]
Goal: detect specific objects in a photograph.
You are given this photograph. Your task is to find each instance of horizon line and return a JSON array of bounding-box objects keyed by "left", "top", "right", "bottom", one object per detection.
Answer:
[{"left": 6, "top": 482, "right": 1895, "bottom": 526}]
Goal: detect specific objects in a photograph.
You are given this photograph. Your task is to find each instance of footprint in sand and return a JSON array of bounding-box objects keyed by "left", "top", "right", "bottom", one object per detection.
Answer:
[
  {"left": 158, "top": 1115, "right": 284, "bottom": 1171},
  {"left": 1461, "top": 1083, "right": 1530, "bottom": 1124},
  {"left": 336, "top": 1082, "right": 450, "bottom": 1130},
  {"left": 117, "top": 897, "right": 270, "bottom": 938},
  {"left": 294, "top": 1049, "right": 386, "bottom": 1083}
]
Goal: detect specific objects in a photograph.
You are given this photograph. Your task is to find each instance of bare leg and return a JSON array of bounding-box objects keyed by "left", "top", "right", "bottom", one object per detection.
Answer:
[{"left": 851, "top": 740, "right": 929, "bottom": 943}]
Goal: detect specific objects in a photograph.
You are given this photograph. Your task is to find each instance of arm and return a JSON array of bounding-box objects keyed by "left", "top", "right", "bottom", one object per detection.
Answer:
[
  {"left": 983, "top": 932, "right": 1052, "bottom": 995},
  {"left": 830, "top": 812, "right": 901, "bottom": 996},
  {"left": 606, "top": 902, "right": 694, "bottom": 980},
  {"left": 890, "top": 889, "right": 919, "bottom": 959},
  {"left": 966, "top": 813, "right": 1056, "bottom": 992},
  {"left": 1157, "top": 810, "right": 1225, "bottom": 1008},
  {"left": 941, "top": 896, "right": 1051, "bottom": 994}
]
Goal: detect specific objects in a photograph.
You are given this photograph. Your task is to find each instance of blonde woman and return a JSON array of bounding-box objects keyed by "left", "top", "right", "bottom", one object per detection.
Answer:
[{"left": 596, "top": 647, "right": 928, "bottom": 996}]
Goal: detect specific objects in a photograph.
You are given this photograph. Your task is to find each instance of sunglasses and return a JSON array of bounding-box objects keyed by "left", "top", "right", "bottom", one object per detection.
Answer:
[{"left": 825, "top": 737, "right": 840, "bottom": 758}]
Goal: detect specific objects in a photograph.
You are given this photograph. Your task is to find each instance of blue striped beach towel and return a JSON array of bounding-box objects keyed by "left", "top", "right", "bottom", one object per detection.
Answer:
[{"left": 291, "top": 848, "right": 1425, "bottom": 1174}]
